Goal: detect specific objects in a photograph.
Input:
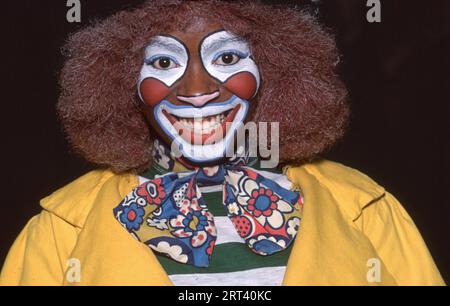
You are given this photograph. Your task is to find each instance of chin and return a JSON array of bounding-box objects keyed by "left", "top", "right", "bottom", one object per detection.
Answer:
[{"left": 153, "top": 95, "right": 249, "bottom": 164}]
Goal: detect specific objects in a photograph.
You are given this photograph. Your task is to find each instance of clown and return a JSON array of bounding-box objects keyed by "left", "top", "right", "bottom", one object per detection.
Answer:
[
  {"left": 138, "top": 28, "right": 261, "bottom": 163},
  {"left": 0, "top": 0, "right": 444, "bottom": 286}
]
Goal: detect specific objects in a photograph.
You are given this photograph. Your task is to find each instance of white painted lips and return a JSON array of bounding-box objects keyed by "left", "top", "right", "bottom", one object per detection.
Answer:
[
  {"left": 160, "top": 98, "right": 238, "bottom": 118},
  {"left": 154, "top": 97, "right": 249, "bottom": 163}
]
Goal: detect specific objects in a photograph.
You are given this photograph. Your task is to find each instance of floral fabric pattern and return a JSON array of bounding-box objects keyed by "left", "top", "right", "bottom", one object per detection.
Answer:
[
  {"left": 114, "top": 164, "right": 303, "bottom": 268},
  {"left": 224, "top": 168, "right": 303, "bottom": 255}
]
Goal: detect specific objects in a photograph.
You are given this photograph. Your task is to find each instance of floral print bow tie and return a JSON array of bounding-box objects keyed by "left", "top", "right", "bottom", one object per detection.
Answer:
[{"left": 113, "top": 147, "right": 303, "bottom": 268}]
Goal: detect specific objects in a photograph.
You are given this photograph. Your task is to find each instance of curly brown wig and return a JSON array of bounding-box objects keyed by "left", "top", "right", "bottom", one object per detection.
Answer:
[{"left": 57, "top": 0, "right": 349, "bottom": 173}]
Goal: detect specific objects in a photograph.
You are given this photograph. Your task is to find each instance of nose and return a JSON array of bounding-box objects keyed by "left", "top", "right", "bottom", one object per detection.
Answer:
[
  {"left": 177, "top": 91, "right": 220, "bottom": 107},
  {"left": 176, "top": 58, "right": 219, "bottom": 107}
]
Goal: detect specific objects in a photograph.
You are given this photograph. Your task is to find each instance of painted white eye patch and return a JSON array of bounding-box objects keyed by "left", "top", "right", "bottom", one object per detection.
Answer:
[
  {"left": 200, "top": 30, "right": 261, "bottom": 97},
  {"left": 139, "top": 30, "right": 260, "bottom": 107},
  {"left": 139, "top": 35, "right": 189, "bottom": 89},
  {"left": 138, "top": 31, "right": 260, "bottom": 164}
]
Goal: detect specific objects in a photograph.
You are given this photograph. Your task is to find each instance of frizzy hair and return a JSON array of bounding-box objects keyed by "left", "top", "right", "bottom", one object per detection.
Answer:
[{"left": 57, "top": 0, "right": 349, "bottom": 173}]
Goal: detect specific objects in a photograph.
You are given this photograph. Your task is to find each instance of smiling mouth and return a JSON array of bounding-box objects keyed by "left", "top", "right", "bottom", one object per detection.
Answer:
[{"left": 163, "top": 105, "right": 241, "bottom": 145}]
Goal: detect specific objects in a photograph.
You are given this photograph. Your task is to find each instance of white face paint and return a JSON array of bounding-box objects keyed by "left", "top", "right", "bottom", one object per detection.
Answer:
[
  {"left": 153, "top": 96, "right": 249, "bottom": 163},
  {"left": 139, "top": 31, "right": 261, "bottom": 165},
  {"left": 138, "top": 35, "right": 189, "bottom": 100},
  {"left": 200, "top": 30, "right": 261, "bottom": 96}
]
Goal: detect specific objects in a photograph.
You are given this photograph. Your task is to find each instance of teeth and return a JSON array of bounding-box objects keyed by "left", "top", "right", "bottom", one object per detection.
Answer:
[
  {"left": 194, "top": 119, "right": 202, "bottom": 133},
  {"left": 175, "top": 111, "right": 229, "bottom": 134}
]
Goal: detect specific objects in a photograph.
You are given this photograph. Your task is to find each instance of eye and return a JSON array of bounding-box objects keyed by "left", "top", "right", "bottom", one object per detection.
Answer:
[
  {"left": 213, "top": 52, "right": 244, "bottom": 66},
  {"left": 146, "top": 56, "right": 180, "bottom": 70}
]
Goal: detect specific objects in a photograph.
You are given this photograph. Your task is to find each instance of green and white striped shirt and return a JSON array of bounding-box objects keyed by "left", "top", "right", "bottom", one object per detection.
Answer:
[{"left": 139, "top": 167, "right": 295, "bottom": 286}]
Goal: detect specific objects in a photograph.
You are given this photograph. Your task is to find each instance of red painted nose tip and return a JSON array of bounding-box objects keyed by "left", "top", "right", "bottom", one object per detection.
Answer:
[{"left": 177, "top": 91, "right": 220, "bottom": 107}]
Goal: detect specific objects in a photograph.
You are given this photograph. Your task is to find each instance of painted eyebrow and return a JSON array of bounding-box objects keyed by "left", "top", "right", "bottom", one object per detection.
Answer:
[
  {"left": 145, "top": 38, "right": 186, "bottom": 55},
  {"left": 202, "top": 36, "right": 248, "bottom": 52}
]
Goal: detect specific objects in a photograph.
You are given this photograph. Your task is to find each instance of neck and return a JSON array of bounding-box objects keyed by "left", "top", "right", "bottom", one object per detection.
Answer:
[{"left": 150, "top": 139, "right": 257, "bottom": 174}]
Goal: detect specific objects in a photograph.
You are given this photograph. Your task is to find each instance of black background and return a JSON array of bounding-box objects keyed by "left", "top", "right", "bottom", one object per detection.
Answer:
[{"left": 0, "top": 0, "right": 448, "bottom": 283}]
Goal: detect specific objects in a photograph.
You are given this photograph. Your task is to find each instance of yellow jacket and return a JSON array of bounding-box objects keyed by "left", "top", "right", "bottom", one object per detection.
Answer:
[{"left": 0, "top": 160, "right": 444, "bottom": 286}]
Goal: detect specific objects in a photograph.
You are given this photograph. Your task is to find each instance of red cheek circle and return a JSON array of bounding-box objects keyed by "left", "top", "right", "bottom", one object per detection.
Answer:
[
  {"left": 223, "top": 72, "right": 258, "bottom": 101},
  {"left": 139, "top": 78, "right": 171, "bottom": 106}
]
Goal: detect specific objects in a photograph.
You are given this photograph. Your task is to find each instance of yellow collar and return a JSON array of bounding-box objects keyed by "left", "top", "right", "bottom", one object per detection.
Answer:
[{"left": 40, "top": 159, "right": 396, "bottom": 285}]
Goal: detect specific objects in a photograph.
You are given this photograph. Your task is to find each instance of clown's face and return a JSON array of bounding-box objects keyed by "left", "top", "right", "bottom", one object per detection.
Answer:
[{"left": 138, "top": 21, "right": 260, "bottom": 164}]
